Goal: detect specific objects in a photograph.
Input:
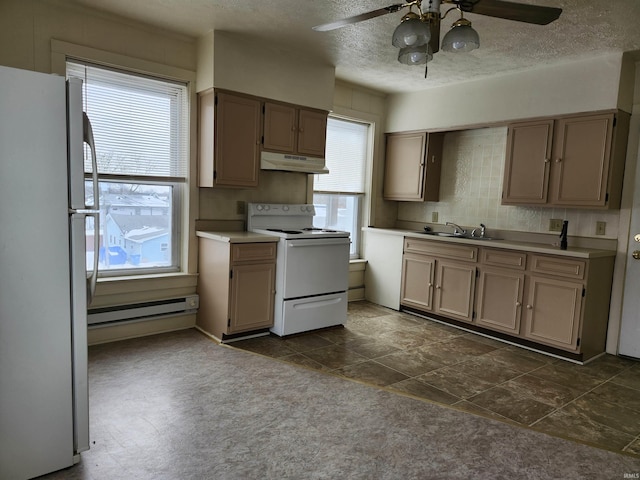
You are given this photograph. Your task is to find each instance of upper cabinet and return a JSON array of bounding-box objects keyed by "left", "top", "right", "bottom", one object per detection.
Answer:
[
  {"left": 502, "top": 111, "right": 630, "bottom": 209},
  {"left": 383, "top": 131, "right": 444, "bottom": 202},
  {"left": 263, "top": 102, "right": 327, "bottom": 157},
  {"left": 198, "top": 89, "right": 262, "bottom": 188}
]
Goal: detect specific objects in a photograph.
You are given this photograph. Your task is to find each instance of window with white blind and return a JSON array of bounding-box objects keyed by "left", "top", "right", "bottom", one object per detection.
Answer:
[
  {"left": 67, "top": 60, "right": 189, "bottom": 275},
  {"left": 313, "top": 116, "right": 369, "bottom": 258}
]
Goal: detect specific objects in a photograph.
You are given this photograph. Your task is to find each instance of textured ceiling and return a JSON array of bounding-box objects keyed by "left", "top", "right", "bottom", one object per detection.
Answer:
[{"left": 68, "top": 0, "right": 640, "bottom": 94}]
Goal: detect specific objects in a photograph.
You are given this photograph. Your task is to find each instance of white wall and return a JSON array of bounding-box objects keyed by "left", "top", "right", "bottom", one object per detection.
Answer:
[
  {"left": 385, "top": 53, "right": 626, "bottom": 132},
  {"left": 196, "top": 30, "right": 335, "bottom": 111}
]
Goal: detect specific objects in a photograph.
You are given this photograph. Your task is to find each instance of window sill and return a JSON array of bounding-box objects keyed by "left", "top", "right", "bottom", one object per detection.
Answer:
[{"left": 93, "top": 272, "right": 198, "bottom": 303}]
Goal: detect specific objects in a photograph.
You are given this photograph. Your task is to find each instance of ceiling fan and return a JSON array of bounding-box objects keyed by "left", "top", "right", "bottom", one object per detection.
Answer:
[{"left": 313, "top": 0, "right": 562, "bottom": 76}]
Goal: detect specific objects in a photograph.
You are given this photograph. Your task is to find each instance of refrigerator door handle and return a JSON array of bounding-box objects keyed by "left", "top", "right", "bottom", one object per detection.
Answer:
[
  {"left": 83, "top": 112, "right": 99, "bottom": 212},
  {"left": 86, "top": 211, "right": 99, "bottom": 305},
  {"left": 82, "top": 112, "right": 100, "bottom": 305}
]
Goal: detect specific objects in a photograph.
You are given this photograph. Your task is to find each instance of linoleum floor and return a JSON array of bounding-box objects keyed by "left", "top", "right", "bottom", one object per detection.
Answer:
[{"left": 231, "top": 300, "right": 640, "bottom": 457}]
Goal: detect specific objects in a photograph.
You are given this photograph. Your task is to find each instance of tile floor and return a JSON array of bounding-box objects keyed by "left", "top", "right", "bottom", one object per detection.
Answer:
[{"left": 230, "top": 301, "right": 640, "bottom": 457}]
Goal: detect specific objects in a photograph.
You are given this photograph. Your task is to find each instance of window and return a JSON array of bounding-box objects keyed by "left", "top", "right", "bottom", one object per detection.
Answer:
[
  {"left": 66, "top": 61, "right": 189, "bottom": 276},
  {"left": 313, "top": 117, "right": 369, "bottom": 258}
]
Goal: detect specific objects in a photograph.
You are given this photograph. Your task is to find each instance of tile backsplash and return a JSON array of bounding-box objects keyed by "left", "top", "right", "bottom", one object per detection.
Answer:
[{"left": 397, "top": 127, "right": 620, "bottom": 239}]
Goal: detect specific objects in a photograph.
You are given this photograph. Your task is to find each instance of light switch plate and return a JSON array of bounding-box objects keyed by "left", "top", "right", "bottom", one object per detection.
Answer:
[
  {"left": 432, "top": 211, "right": 438, "bottom": 223},
  {"left": 596, "top": 221, "right": 606, "bottom": 235}
]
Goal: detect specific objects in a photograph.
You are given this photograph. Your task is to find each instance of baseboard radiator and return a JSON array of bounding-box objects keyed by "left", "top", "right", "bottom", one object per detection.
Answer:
[{"left": 88, "top": 295, "right": 199, "bottom": 327}]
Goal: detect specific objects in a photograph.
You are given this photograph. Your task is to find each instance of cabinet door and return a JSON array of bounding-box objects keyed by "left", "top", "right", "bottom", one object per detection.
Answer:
[
  {"left": 549, "top": 113, "right": 614, "bottom": 207},
  {"left": 263, "top": 102, "right": 296, "bottom": 153},
  {"left": 400, "top": 253, "right": 435, "bottom": 311},
  {"left": 297, "top": 109, "right": 327, "bottom": 157},
  {"left": 383, "top": 132, "right": 427, "bottom": 201},
  {"left": 502, "top": 120, "right": 553, "bottom": 205},
  {"left": 434, "top": 260, "right": 476, "bottom": 323},
  {"left": 229, "top": 262, "right": 275, "bottom": 333},
  {"left": 475, "top": 267, "right": 524, "bottom": 334},
  {"left": 214, "top": 92, "right": 261, "bottom": 187},
  {"left": 523, "top": 275, "right": 582, "bottom": 351}
]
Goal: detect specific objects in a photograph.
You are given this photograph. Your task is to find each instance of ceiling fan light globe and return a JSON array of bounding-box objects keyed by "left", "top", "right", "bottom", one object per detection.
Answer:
[
  {"left": 392, "top": 17, "right": 430, "bottom": 48},
  {"left": 442, "top": 24, "right": 480, "bottom": 52},
  {"left": 398, "top": 44, "right": 433, "bottom": 66}
]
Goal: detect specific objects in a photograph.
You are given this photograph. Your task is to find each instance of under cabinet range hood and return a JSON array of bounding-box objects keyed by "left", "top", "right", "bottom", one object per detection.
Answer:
[{"left": 260, "top": 151, "right": 329, "bottom": 174}]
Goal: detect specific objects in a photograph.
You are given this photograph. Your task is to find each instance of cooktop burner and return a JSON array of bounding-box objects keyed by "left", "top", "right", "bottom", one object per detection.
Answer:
[{"left": 302, "top": 228, "right": 339, "bottom": 233}]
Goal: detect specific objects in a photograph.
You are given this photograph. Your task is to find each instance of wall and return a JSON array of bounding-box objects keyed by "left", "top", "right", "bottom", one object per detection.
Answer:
[
  {"left": 197, "top": 30, "right": 335, "bottom": 111},
  {"left": 385, "top": 53, "right": 627, "bottom": 132},
  {"left": 0, "top": 0, "right": 196, "bottom": 73},
  {"left": 398, "top": 127, "right": 621, "bottom": 239}
]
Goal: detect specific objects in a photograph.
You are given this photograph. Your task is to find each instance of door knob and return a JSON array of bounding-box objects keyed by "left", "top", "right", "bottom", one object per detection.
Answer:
[{"left": 633, "top": 251, "right": 640, "bottom": 260}]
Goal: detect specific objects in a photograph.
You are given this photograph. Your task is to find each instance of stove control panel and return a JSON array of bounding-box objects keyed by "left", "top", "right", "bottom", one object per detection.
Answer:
[{"left": 250, "top": 203, "right": 315, "bottom": 215}]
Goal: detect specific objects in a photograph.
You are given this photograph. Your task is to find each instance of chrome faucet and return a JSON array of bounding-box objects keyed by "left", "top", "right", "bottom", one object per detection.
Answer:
[
  {"left": 445, "top": 222, "right": 466, "bottom": 236},
  {"left": 471, "top": 223, "right": 486, "bottom": 238}
]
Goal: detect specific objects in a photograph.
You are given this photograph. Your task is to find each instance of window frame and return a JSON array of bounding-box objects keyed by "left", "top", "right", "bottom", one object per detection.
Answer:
[
  {"left": 51, "top": 40, "right": 197, "bottom": 280},
  {"left": 313, "top": 114, "right": 373, "bottom": 259}
]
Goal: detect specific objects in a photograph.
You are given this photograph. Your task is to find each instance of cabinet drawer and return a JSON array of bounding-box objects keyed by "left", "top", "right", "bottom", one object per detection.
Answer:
[
  {"left": 530, "top": 254, "right": 585, "bottom": 280},
  {"left": 481, "top": 248, "right": 526, "bottom": 270},
  {"left": 231, "top": 242, "right": 276, "bottom": 263},
  {"left": 404, "top": 238, "right": 477, "bottom": 262}
]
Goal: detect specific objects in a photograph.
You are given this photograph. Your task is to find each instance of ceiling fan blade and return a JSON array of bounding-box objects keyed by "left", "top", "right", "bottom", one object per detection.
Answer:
[
  {"left": 312, "top": 3, "right": 408, "bottom": 32},
  {"left": 462, "top": 0, "right": 562, "bottom": 25}
]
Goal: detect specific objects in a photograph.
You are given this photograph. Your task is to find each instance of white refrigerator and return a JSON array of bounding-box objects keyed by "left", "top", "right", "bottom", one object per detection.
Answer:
[{"left": 0, "top": 65, "right": 99, "bottom": 479}]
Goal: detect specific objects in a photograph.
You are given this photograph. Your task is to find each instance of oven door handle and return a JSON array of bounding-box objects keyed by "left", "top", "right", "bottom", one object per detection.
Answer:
[{"left": 287, "top": 238, "right": 350, "bottom": 247}]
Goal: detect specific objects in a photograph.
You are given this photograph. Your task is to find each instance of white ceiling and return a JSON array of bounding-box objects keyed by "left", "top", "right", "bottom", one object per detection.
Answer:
[{"left": 68, "top": 0, "right": 640, "bottom": 94}]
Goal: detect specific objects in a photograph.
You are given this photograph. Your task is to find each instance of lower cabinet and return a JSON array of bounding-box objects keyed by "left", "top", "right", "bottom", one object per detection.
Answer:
[
  {"left": 400, "top": 237, "right": 614, "bottom": 361},
  {"left": 523, "top": 275, "right": 582, "bottom": 350},
  {"left": 197, "top": 238, "right": 276, "bottom": 341},
  {"left": 475, "top": 249, "right": 526, "bottom": 335},
  {"left": 401, "top": 238, "right": 477, "bottom": 323}
]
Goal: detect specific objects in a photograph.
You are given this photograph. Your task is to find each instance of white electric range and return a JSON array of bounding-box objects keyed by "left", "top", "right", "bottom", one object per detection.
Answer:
[{"left": 247, "top": 203, "right": 350, "bottom": 336}]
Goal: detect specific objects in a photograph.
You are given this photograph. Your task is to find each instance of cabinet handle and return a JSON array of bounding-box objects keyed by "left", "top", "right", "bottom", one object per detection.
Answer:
[
  {"left": 516, "top": 301, "right": 521, "bottom": 307},
  {"left": 526, "top": 304, "right": 533, "bottom": 309},
  {"left": 555, "top": 158, "right": 562, "bottom": 163},
  {"left": 435, "top": 285, "right": 441, "bottom": 289},
  {"left": 544, "top": 158, "right": 550, "bottom": 163},
  {"left": 428, "top": 282, "right": 433, "bottom": 287},
  {"left": 431, "top": 155, "right": 436, "bottom": 164}
]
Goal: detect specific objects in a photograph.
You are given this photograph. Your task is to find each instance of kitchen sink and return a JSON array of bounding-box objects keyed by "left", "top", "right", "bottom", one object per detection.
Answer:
[
  {"left": 413, "top": 231, "right": 501, "bottom": 241},
  {"left": 413, "top": 231, "right": 459, "bottom": 237}
]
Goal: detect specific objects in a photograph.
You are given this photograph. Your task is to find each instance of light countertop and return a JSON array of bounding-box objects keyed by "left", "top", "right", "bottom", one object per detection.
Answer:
[
  {"left": 363, "top": 227, "right": 616, "bottom": 259},
  {"left": 196, "top": 230, "right": 279, "bottom": 243}
]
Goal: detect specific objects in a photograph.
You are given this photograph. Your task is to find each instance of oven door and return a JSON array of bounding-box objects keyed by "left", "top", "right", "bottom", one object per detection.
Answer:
[{"left": 282, "top": 237, "right": 350, "bottom": 299}]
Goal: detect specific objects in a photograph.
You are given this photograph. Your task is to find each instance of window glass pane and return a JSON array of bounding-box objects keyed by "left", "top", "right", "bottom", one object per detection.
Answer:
[
  {"left": 88, "top": 181, "right": 177, "bottom": 272},
  {"left": 314, "top": 117, "right": 367, "bottom": 193},
  {"left": 313, "top": 193, "right": 360, "bottom": 257},
  {"left": 67, "top": 61, "right": 189, "bottom": 179}
]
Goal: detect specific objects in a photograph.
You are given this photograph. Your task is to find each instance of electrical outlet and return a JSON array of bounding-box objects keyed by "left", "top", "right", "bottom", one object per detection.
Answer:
[
  {"left": 549, "top": 218, "right": 563, "bottom": 232},
  {"left": 236, "top": 201, "right": 245, "bottom": 215},
  {"left": 596, "top": 221, "right": 606, "bottom": 235},
  {"left": 432, "top": 211, "right": 438, "bottom": 223}
]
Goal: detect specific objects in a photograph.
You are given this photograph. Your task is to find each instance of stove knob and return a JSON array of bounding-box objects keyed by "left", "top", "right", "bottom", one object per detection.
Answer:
[
  {"left": 264, "top": 205, "right": 270, "bottom": 211},
  {"left": 256, "top": 205, "right": 263, "bottom": 211},
  {"left": 300, "top": 206, "right": 306, "bottom": 212},
  {"left": 282, "top": 205, "right": 289, "bottom": 212},
  {"left": 306, "top": 206, "right": 313, "bottom": 212}
]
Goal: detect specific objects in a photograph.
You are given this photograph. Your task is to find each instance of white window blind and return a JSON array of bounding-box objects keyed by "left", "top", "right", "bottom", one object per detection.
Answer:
[
  {"left": 67, "top": 61, "right": 188, "bottom": 180},
  {"left": 314, "top": 117, "right": 367, "bottom": 193}
]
